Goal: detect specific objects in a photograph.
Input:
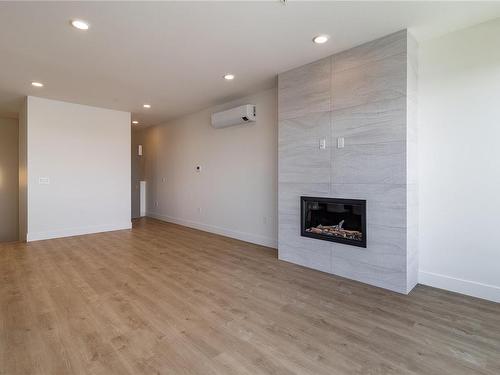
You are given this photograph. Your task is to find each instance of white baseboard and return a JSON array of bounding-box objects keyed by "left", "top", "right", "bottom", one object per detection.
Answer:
[
  {"left": 27, "top": 222, "right": 132, "bottom": 242},
  {"left": 419, "top": 270, "right": 500, "bottom": 303},
  {"left": 147, "top": 211, "right": 277, "bottom": 249}
]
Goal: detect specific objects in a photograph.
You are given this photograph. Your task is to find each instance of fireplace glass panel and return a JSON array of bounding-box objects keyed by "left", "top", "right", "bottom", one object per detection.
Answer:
[{"left": 301, "top": 197, "right": 366, "bottom": 247}]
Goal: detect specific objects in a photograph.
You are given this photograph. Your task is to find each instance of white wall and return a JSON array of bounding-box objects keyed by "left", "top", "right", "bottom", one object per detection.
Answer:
[
  {"left": 0, "top": 117, "right": 19, "bottom": 242},
  {"left": 418, "top": 18, "right": 500, "bottom": 302},
  {"left": 25, "top": 97, "right": 131, "bottom": 241},
  {"left": 18, "top": 98, "right": 27, "bottom": 241},
  {"left": 142, "top": 88, "right": 278, "bottom": 247}
]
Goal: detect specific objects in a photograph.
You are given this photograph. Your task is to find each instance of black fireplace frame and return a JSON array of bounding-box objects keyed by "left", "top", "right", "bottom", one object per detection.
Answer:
[{"left": 300, "top": 196, "right": 367, "bottom": 248}]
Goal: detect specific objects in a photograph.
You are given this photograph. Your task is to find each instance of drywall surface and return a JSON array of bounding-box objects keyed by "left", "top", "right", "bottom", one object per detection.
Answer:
[
  {"left": 143, "top": 88, "right": 278, "bottom": 247},
  {"left": 418, "top": 19, "right": 500, "bottom": 302},
  {"left": 18, "top": 98, "right": 27, "bottom": 241},
  {"left": 0, "top": 117, "right": 19, "bottom": 242},
  {"left": 25, "top": 97, "right": 131, "bottom": 241}
]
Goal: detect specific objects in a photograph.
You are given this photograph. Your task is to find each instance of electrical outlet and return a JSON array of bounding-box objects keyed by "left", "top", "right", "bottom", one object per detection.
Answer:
[
  {"left": 263, "top": 216, "right": 268, "bottom": 225},
  {"left": 38, "top": 177, "right": 50, "bottom": 185},
  {"left": 162, "top": 177, "right": 166, "bottom": 183},
  {"left": 155, "top": 201, "right": 159, "bottom": 207},
  {"left": 197, "top": 207, "right": 202, "bottom": 214}
]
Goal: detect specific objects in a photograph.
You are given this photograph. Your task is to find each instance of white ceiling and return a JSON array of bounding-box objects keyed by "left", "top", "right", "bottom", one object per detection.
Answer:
[{"left": 1, "top": 1, "right": 499, "bottom": 125}]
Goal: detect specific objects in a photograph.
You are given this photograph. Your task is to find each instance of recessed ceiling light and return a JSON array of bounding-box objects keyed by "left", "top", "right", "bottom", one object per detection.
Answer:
[
  {"left": 31, "top": 82, "right": 44, "bottom": 87},
  {"left": 71, "top": 19, "right": 90, "bottom": 30},
  {"left": 132, "top": 120, "right": 139, "bottom": 124},
  {"left": 223, "top": 74, "right": 235, "bottom": 80},
  {"left": 313, "top": 35, "right": 329, "bottom": 44},
  {"left": 143, "top": 104, "right": 151, "bottom": 109}
]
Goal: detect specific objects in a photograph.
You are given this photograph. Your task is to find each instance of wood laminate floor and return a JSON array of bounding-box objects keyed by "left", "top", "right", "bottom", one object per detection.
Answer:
[{"left": 1, "top": 218, "right": 499, "bottom": 375}]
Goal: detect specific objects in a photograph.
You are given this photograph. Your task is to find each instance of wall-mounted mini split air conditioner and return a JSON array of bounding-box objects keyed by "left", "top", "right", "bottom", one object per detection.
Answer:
[{"left": 211, "top": 104, "right": 256, "bottom": 129}]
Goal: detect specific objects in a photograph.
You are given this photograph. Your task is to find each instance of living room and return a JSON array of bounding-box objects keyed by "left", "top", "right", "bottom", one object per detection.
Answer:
[{"left": 1, "top": 2, "right": 499, "bottom": 374}]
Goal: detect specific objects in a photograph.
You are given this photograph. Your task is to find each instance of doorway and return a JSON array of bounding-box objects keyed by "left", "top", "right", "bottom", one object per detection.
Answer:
[{"left": 0, "top": 117, "right": 19, "bottom": 242}]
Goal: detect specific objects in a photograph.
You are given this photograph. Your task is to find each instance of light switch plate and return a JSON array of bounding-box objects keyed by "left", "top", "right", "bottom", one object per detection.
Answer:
[
  {"left": 337, "top": 137, "right": 345, "bottom": 149},
  {"left": 319, "top": 138, "right": 326, "bottom": 150},
  {"left": 38, "top": 177, "right": 50, "bottom": 185}
]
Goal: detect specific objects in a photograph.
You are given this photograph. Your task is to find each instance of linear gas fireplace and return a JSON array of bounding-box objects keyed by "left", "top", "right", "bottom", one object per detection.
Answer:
[{"left": 301, "top": 197, "right": 366, "bottom": 248}]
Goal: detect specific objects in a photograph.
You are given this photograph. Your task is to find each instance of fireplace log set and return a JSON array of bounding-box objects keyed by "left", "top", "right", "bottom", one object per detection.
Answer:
[{"left": 305, "top": 221, "right": 362, "bottom": 241}]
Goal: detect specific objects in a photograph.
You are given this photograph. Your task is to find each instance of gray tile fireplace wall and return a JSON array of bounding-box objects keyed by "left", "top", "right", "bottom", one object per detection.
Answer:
[{"left": 278, "top": 30, "right": 418, "bottom": 294}]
